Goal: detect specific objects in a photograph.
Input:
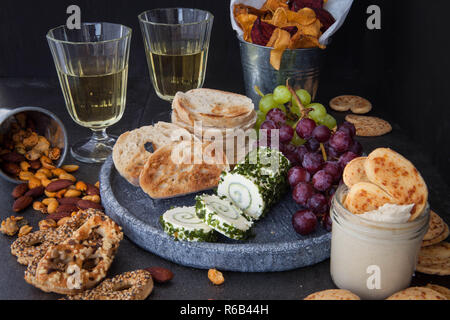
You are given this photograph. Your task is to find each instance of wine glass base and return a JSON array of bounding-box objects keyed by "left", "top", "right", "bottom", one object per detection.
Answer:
[{"left": 70, "top": 135, "right": 117, "bottom": 164}]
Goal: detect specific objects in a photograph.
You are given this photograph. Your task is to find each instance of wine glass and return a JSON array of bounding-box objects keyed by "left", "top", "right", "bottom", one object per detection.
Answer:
[{"left": 47, "top": 22, "right": 132, "bottom": 163}]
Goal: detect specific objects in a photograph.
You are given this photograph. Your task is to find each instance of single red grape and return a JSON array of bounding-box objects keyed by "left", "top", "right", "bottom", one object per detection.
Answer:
[
  {"left": 279, "top": 124, "right": 294, "bottom": 143},
  {"left": 322, "top": 161, "right": 342, "bottom": 183},
  {"left": 292, "top": 182, "right": 315, "bottom": 206},
  {"left": 294, "top": 145, "right": 308, "bottom": 163},
  {"left": 296, "top": 118, "right": 316, "bottom": 139},
  {"left": 338, "top": 151, "right": 358, "bottom": 169},
  {"left": 288, "top": 166, "right": 311, "bottom": 186},
  {"left": 302, "top": 152, "right": 324, "bottom": 174},
  {"left": 338, "top": 121, "right": 356, "bottom": 137},
  {"left": 312, "top": 125, "right": 331, "bottom": 143},
  {"left": 266, "top": 108, "right": 286, "bottom": 125},
  {"left": 348, "top": 140, "right": 363, "bottom": 156},
  {"left": 312, "top": 170, "right": 333, "bottom": 191},
  {"left": 307, "top": 193, "right": 328, "bottom": 214},
  {"left": 292, "top": 210, "right": 317, "bottom": 235},
  {"left": 322, "top": 213, "right": 332, "bottom": 232},
  {"left": 329, "top": 130, "right": 352, "bottom": 153},
  {"left": 306, "top": 137, "right": 320, "bottom": 152}
]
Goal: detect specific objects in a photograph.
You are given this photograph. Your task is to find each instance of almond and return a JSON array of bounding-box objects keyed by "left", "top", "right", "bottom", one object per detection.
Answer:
[
  {"left": 46, "top": 211, "right": 72, "bottom": 222},
  {"left": 24, "top": 186, "right": 45, "bottom": 198},
  {"left": 2, "top": 162, "right": 20, "bottom": 176},
  {"left": 77, "top": 199, "right": 103, "bottom": 210},
  {"left": 2, "top": 151, "right": 26, "bottom": 163},
  {"left": 29, "top": 159, "right": 41, "bottom": 170},
  {"left": 144, "top": 267, "right": 174, "bottom": 283},
  {"left": 56, "top": 204, "right": 78, "bottom": 214},
  {"left": 12, "top": 183, "right": 28, "bottom": 198},
  {"left": 57, "top": 197, "right": 81, "bottom": 205},
  {"left": 46, "top": 179, "right": 73, "bottom": 192},
  {"left": 86, "top": 183, "right": 100, "bottom": 196},
  {"left": 12, "top": 196, "right": 33, "bottom": 212}
]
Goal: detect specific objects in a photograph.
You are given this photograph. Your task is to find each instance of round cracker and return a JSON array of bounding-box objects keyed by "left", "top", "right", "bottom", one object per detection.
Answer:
[
  {"left": 345, "top": 114, "right": 392, "bottom": 137},
  {"left": 329, "top": 95, "right": 370, "bottom": 112},
  {"left": 304, "top": 289, "right": 360, "bottom": 300},
  {"left": 342, "top": 157, "right": 369, "bottom": 187},
  {"left": 364, "top": 148, "right": 428, "bottom": 220},
  {"left": 424, "top": 284, "right": 450, "bottom": 299},
  {"left": 344, "top": 182, "right": 397, "bottom": 214},
  {"left": 423, "top": 210, "right": 446, "bottom": 241},
  {"left": 422, "top": 222, "right": 449, "bottom": 247},
  {"left": 386, "top": 287, "right": 447, "bottom": 300},
  {"left": 416, "top": 242, "right": 450, "bottom": 276}
]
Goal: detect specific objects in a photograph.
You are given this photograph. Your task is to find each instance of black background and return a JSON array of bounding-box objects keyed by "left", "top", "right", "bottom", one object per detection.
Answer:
[{"left": 0, "top": 0, "right": 448, "bottom": 182}]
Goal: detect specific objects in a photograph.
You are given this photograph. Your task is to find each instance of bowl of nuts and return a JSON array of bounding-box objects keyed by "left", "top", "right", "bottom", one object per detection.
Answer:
[{"left": 0, "top": 106, "right": 68, "bottom": 184}]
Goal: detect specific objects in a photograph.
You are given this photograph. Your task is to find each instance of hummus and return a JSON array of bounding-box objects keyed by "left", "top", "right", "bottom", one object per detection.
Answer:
[{"left": 359, "top": 203, "right": 414, "bottom": 223}]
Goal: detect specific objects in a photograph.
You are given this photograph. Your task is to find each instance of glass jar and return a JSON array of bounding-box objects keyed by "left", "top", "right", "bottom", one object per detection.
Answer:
[{"left": 330, "top": 184, "right": 429, "bottom": 300}]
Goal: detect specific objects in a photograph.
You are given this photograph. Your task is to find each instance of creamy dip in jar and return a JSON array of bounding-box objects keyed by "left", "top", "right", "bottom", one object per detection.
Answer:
[{"left": 330, "top": 185, "right": 429, "bottom": 300}]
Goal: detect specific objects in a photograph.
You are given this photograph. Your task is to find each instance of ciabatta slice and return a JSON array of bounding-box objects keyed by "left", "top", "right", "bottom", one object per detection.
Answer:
[
  {"left": 112, "top": 122, "right": 194, "bottom": 186},
  {"left": 139, "top": 141, "right": 229, "bottom": 199}
]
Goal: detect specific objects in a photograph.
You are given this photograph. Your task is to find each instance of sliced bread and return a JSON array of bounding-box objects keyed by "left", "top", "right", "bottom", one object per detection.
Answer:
[
  {"left": 112, "top": 122, "right": 194, "bottom": 186},
  {"left": 139, "top": 141, "right": 228, "bottom": 199}
]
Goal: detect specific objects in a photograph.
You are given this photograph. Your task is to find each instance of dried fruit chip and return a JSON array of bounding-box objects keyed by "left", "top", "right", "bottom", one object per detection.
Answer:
[
  {"left": 267, "top": 28, "right": 292, "bottom": 70},
  {"left": 262, "top": 0, "right": 289, "bottom": 11},
  {"left": 251, "top": 17, "right": 277, "bottom": 46},
  {"left": 290, "top": 0, "right": 324, "bottom": 10},
  {"left": 236, "top": 14, "right": 258, "bottom": 42}
]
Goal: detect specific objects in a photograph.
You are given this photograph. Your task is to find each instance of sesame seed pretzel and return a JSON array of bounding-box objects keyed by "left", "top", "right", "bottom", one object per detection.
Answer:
[
  {"left": 63, "top": 270, "right": 154, "bottom": 300},
  {"left": 32, "top": 213, "right": 123, "bottom": 295}
]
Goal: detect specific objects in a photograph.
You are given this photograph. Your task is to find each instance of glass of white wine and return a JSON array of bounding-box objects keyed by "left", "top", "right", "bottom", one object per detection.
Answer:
[
  {"left": 47, "top": 23, "right": 132, "bottom": 163},
  {"left": 138, "top": 8, "right": 213, "bottom": 102}
]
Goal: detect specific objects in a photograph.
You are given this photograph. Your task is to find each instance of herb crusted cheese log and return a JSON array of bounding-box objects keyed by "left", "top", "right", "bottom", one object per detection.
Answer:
[
  {"left": 160, "top": 206, "right": 217, "bottom": 242},
  {"left": 195, "top": 194, "right": 253, "bottom": 240},
  {"left": 217, "top": 147, "right": 290, "bottom": 220}
]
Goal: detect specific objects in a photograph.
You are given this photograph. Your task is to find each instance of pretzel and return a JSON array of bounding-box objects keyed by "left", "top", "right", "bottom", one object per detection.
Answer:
[
  {"left": 11, "top": 209, "right": 99, "bottom": 266},
  {"left": 31, "top": 213, "right": 123, "bottom": 294},
  {"left": 63, "top": 270, "right": 154, "bottom": 300}
]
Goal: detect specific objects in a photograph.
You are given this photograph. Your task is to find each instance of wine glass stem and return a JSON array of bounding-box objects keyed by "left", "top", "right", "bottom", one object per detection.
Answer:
[{"left": 91, "top": 128, "right": 108, "bottom": 142}]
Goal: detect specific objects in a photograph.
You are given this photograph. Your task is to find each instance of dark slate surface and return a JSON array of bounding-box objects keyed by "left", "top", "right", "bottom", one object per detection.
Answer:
[{"left": 0, "top": 78, "right": 449, "bottom": 300}]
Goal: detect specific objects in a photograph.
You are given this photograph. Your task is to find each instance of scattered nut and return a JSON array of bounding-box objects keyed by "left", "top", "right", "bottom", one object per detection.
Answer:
[
  {"left": 28, "top": 177, "right": 42, "bottom": 189},
  {"left": 57, "top": 217, "right": 71, "bottom": 226},
  {"left": 40, "top": 155, "right": 55, "bottom": 169},
  {"left": 48, "top": 147, "right": 61, "bottom": 161},
  {"left": 36, "top": 168, "right": 52, "bottom": 178},
  {"left": 2, "top": 162, "right": 21, "bottom": 176},
  {"left": 11, "top": 183, "right": 28, "bottom": 198},
  {"left": 75, "top": 181, "right": 87, "bottom": 192},
  {"left": 33, "top": 201, "right": 47, "bottom": 213},
  {"left": 82, "top": 195, "right": 101, "bottom": 203},
  {"left": 64, "top": 189, "right": 81, "bottom": 198},
  {"left": 61, "top": 165, "right": 79, "bottom": 172},
  {"left": 18, "top": 225, "right": 32, "bottom": 237},
  {"left": 47, "top": 199, "right": 59, "bottom": 214},
  {"left": 208, "top": 269, "right": 224, "bottom": 285},
  {"left": 145, "top": 267, "right": 174, "bottom": 283},
  {"left": 77, "top": 200, "right": 103, "bottom": 210},
  {"left": 20, "top": 161, "right": 30, "bottom": 171},
  {"left": 19, "top": 171, "right": 34, "bottom": 181},
  {"left": 12, "top": 196, "right": 33, "bottom": 212},
  {"left": 46, "top": 179, "right": 73, "bottom": 192},
  {"left": 42, "top": 197, "right": 56, "bottom": 206},
  {"left": 39, "top": 219, "right": 57, "bottom": 230},
  {"left": 0, "top": 217, "right": 20, "bottom": 236},
  {"left": 59, "top": 172, "right": 76, "bottom": 182},
  {"left": 25, "top": 186, "right": 45, "bottom": 198},
  {"left": 46, "top": 211, "right": 71, "bottom": 222}
]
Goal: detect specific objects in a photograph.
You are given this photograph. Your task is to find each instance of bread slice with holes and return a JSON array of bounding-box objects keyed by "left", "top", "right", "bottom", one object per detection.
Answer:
[
  {"left": 139, "top": 141, "right": 229, "bottom": 199},
  {"left": 172, "top": 89, "right": 254, "bottom": 128},
  {"left": 112, "top": 122, "right": 195, "bottom": 186}
]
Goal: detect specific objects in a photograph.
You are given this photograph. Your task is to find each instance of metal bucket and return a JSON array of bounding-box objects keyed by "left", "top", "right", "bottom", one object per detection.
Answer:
[
  {"left": 238, "top": 35, "right": 323, "bottom": 106},
  {"left": 0, "top": 106, "right": 68, "bottom": 184}
]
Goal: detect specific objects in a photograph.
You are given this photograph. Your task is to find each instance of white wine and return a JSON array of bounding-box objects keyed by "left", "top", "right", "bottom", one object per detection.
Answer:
[
  {"left": 147, "top": 49, "right": 207, "bottom": 101},
  {"left": 57, "top": 66, "right": 128, "bottom": 129}
]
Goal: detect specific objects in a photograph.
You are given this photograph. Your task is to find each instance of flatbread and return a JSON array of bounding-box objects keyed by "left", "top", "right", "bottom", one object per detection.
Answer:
[
  {"left": 422, "top": 223, "right": 449, "bottom": 247},
  {"left": 345, "top": 114, "right": 392, "bottom": 137},
  {"left": 424, "top": 284, "right": 450, "bottom": 299},
  {"left": 344, "top": 181, "right": 397, "bottom": 214}
]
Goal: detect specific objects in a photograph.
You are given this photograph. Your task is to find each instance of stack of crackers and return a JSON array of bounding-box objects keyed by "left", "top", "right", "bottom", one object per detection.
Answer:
[
  {"left": 417, "top": 210, "right": 450, "bottom": 276},
  {"left": 172, "top": 89, "right": 257, "bottom": 165}
]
